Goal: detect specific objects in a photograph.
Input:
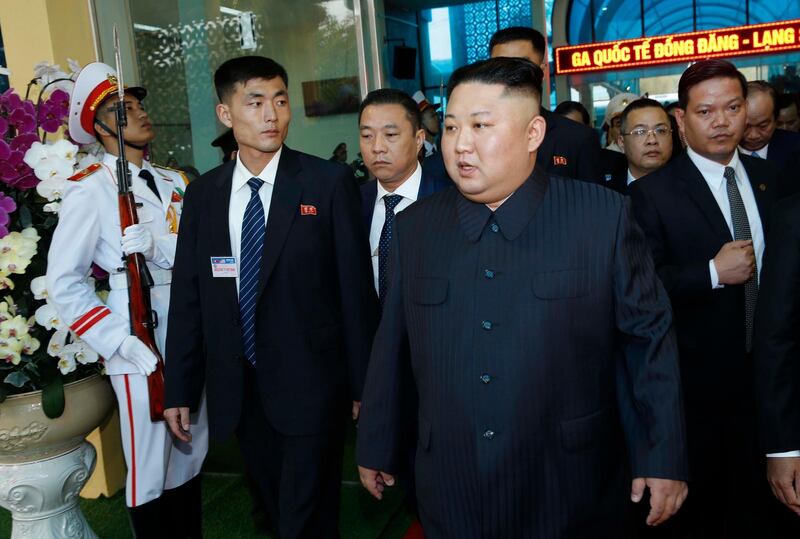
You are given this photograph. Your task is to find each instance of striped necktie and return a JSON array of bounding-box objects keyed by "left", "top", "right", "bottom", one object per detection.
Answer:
[
  {"left": 724, "top": 166, "right": 758, "bottom": 352},
  {"left": 239, "top": 177, "right": 265, "bottom": 366}
]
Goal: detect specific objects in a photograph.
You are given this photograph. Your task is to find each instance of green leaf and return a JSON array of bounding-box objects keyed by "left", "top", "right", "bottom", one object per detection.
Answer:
[
  {"left": 42, "top": 377, "right": 65, "bottom": 418},
  {"left": 19, "top": 204, "right": 32, "bottom": 228},
  {"left": 4, "top": 370, "right": 31, "bottom": 388}
]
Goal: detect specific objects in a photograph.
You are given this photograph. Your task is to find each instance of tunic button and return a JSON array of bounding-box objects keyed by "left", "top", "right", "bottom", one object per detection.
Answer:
[
  {"left": 483, "top": 430, "right": 495, "bottom": 440},
  {"left": 480, "top": 373, "right": 491, "bottom": 384},
  {"left": 490, "top": 223, "right": 500, "bottom": 233},
  {"left": 481, "top": 320, "right": 493, "bottom": 330},
  {"left": 484, "top": 269, "right": 495, "bottom": 279}
]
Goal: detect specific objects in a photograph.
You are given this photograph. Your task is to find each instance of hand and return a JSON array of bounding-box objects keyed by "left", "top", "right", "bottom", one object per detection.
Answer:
[
  {"left": 164, "top": 407, "right": 193, "bottom": 443},
  {"left": 631, "top": 477, "right": 688, "bottom": 526},
  {"left": 767, "top": 457, "right": 800, "bottom": 515},
  {"left": 358, "top": 465, "right": 395, "bottom": 500},
  {"left": 118, "top": 335, "right": 157, "bottom": 375},
  {"left": 122, "top": 224, "right": 156, "bottom": 260},
  {"left": 714, "top": 240, "right": 755, "bottom": 285},
  {"left": 352, "top": 401, "right": 361, "bottom": 421}
]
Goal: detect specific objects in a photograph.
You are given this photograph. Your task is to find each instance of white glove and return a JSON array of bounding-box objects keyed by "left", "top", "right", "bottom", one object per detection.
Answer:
[
  {"left": 118, "top": 335, "right": 158, "bottom": 376},
  {"left": 122, "top": 224, "right": 156, "bottom": 260}
]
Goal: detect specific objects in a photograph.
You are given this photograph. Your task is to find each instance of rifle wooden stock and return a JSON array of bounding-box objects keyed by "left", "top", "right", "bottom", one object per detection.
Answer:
[{"left": 118, "top": 191, "right": 166, "bottom": 422}]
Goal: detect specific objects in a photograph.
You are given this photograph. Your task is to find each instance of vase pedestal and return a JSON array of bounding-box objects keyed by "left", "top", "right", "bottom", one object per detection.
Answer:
[{"left": 0, "top": 441, "right": 98, "bottom": 538}]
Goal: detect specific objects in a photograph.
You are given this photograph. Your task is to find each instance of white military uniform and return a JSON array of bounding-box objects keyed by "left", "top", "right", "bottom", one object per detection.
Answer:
[{"left": 46, "top": 152, "right": 208, "bottom": 507}]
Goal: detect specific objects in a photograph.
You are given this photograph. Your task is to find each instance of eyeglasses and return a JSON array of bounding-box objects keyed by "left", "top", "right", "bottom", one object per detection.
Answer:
[{"left": 621, "top": 126, "right": 672, "bottom": 139}]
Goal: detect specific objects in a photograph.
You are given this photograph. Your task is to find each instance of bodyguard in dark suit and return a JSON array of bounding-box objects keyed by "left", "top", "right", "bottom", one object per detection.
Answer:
[
  {"left": 740, "top": 80, "right": 800, "bottom": 170},
  {"left": 163, "top": 56, "right": 377, "bottom": 538},
  {"left": 606, "top": 98, "right": 674, "bottom": 194},
  {"left": 359, "top": 90, "right": 451, "bottom": 246},
  {"left": 630, "top": 59, "right": 785, "bottom": 537},
  {"left": 357, "top": 57, "right": 688, "bottom": 539},
  {"left": 489, "top": 28, "right": 602, "bottom": 182},
  {"left": 754, "top": 193, "right": 800, "bottom": 518}
]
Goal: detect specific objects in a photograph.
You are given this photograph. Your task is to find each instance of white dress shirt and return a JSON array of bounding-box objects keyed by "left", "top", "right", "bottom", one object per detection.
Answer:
[
  {"left": 686, "top": 148, "right": 764, "bottom": 289},
  {"left": 626, "top": 169, "right": 637, "bottom": 186},
  {"left": 228, "top": 147, "right": 281, "bottom": 294},
  {"left": 368, "top": 163, "right": 422, "bottom": 293},
  {"left": 738, "top": 143, "right": 769, "bottom": 159}
]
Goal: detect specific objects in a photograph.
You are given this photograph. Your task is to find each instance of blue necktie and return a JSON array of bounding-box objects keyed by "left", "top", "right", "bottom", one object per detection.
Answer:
[
  {"left": 239, "top": 177, "right": 265, "bottom": 366},
  {"left": 751, "top": 151, "right": 762, "bottom": 159},
  {"left": 378, "top": 194, "right": 403, "bottom": 309}
]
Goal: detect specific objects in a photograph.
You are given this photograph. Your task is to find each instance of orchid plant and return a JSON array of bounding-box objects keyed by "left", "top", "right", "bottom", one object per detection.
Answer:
[{"left": 0, "top": 61, "right": 104, "bottom": 417}]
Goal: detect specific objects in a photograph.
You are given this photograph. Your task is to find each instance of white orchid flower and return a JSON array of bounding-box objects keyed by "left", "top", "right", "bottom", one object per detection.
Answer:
[
  {"left": 33, "top": 61, "right": 72, "bottom": 92},
  {"left": 57, "top": 352, "right": 76, "bottom": 374},
  {"left": 30, "top": 276, "right": 48, "bottom": 300},
  {"left": 34, "top": 303, "right": 61, "bottom": 330},
  {"left": 0, "top": 336, "right": 22, "bottom": 365},
  {"left": 43, "top": 202, "right": 61, "bottom": 214},
  {"left": 23, "top": 142, "right": 50, "bottom": 169},
  {"left": 67, "top": 59, "right": 82, "bottom": 75},
  {"left": 33, "top": 156, "right": 74, "bottom": 182},
  {"left": 64, "top": 342, "right": 98, "bottom": 365},
  {"left": 21, "top": 228, "right": 40, "bottom": 243},
  {"left": 36, "top": 177, "right": 67, "bottom": 201},
  {"left": 48, "top": 139, "right": 79, "bottom": 163},
  {"left": 47, "top": 327, "right": 68, "bottom": 357}
]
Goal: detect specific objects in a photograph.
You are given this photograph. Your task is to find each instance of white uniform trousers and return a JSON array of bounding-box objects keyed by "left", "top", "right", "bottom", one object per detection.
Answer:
[{"left": 109, "top": 373, "right": 208, "bottom": 507}]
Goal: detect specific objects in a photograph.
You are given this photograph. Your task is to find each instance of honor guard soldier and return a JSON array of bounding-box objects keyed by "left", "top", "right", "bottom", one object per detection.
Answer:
[{"left": 46, "top": 62, "right": 208, "bottom": 538}]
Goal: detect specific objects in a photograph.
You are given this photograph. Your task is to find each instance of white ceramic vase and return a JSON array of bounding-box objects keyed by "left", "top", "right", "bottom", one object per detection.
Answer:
[{"left": 0, "top": 374, "right": 115, "bottom": 538}]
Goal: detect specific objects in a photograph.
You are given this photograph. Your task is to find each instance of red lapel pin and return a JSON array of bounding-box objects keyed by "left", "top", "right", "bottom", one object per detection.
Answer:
[{"left": 300, "top": 204, "right": 317, "bottom": 215}]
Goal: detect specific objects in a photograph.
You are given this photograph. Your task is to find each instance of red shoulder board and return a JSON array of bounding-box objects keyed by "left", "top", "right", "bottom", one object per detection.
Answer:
[{"left": 67, "top": 162, "right": 102, "bottom": 182}]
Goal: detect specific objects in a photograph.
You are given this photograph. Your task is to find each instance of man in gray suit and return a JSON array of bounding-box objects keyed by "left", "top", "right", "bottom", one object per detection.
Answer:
[{"left": 356, "top": 57, "right": 688, "bottom": 538}]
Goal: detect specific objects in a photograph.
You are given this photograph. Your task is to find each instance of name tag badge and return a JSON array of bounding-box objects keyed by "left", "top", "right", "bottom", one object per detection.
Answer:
[{"left": 211, "top": 257, "right": 237, "bottom": 278}]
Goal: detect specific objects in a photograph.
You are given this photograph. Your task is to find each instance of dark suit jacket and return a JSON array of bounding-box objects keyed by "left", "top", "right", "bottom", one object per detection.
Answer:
[
  {"left": 539, "top": 109, "right": 603, "bottom": 182},
  {"left": 766, "top": 128, "right": 800, "bottom": 169},
  {"left": 598, "top": 148, "right": 629, "bottom": 194},
  {"left": 754, "top": 193, "right": 800, "bottom": 453},
  {"left": 357, "top": 170, "right": 687, "bottom": 538},
  {"left": 165, "top": 146, "right": 378, "bottom": 440},
  {"left": 359, "top": 171, "right": 452, "bottom": 230},
  {"left": 420, "top": 110, "right": 603, "bottom": 185},
  {"left": 629, "top": 151, "right": 779, "bottom": 476}
]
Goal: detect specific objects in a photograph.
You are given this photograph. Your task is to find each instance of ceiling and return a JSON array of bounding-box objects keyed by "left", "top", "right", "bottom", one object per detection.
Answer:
[{"left": 384, "top": 0, "right": 474, "bottom": 11}]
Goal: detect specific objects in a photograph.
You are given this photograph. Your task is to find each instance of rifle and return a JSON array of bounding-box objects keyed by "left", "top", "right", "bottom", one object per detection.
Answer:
[{"left": 113, "top": 26, "right": 165, "bottom": 422}]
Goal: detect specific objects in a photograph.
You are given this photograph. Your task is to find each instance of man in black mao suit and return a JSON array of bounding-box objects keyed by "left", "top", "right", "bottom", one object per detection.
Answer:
[
  {"left": 163, "top": 56, "right": 377, "bottom": 538},
  {"left": 754, "top": 193, "right": 800, "bottom": 520},
  {"left": 630, "top": 59, "right": 790, "bottom": 537},
  {"left": 357, "top": 57, "right": 688, "bottom": 539}
]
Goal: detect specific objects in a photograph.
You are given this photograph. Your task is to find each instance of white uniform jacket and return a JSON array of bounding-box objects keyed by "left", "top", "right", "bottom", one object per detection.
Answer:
[{"left": 47, "top": 153, "right": 188, "bottom": 376}]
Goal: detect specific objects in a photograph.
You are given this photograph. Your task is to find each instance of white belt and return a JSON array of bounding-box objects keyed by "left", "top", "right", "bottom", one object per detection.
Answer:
[{"left": 109, "top": 268, "right": 172, "bottom": 290}]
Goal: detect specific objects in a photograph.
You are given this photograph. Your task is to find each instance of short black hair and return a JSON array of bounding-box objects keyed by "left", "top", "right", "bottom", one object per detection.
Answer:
[
  {"left": 358, "top": 89, "right": 421, "bottom": 131},
  {"left": 489, "top": 26, "right": 546, "bottom": 58},
  {"left": 777, "top": 92, "right": 799, "bottom": 112},
  {"left": 619, "top": 98, "right": 669, "bottom": 132},
  {"left": 664, "top": 101, "right": 681, "bottom": 114},
  {"left": 214, "top": 56, "right": 288, "bottom": 103},
  {"left": 747, "top": 80, "right": 779, "bottom": 119},
  {"left": 554, "top": 100, "right": 590, "bottom": 126},
  {"left": 678, "top": 59, "right": 747, "bottom": 109},
  {"left": 447, "top": 57, "right": 543, "bottom": 104}
]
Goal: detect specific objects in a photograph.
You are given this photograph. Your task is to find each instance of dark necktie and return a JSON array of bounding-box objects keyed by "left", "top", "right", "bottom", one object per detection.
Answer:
[
  {"left": 724, "top": 166, "right": 758, "bottom": 352},
  {"left": 138, "top": 169, "right": 161, "bottom": 201},
  {"left": 751, "top": 151, "right": 762, "bottom": 159},
  {"left": 378, "top": 194, "right": 403, "bottom": 308},
  {"left": 239, "top": 177, "right": 266, "bottom": 366}
]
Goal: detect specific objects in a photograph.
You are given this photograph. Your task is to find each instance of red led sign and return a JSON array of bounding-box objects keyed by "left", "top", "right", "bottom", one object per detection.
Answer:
[{"left": 555, "top": 19, "right": 800, "bottom": 74}]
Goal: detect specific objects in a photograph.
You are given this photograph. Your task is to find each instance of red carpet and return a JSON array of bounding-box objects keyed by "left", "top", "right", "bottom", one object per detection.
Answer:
[{"left": 403, "top": 519, "right": 425, "bottom": 539}]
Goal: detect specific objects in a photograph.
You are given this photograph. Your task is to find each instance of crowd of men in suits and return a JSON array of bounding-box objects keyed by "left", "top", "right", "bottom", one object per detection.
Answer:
[{"left": 47, "top": 21, "right": 800, "bottom": 539}]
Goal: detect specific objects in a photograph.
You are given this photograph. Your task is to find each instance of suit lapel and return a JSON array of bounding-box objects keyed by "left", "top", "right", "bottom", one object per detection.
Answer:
[
  {"left": 211, "top": 161, "right": 238, "bottom": 309},
  {"left": 152, "top": 168, "right": 176, "bottom": 215},
  {"left": 256, "top": 146, "right": 302, "bottom": 302},
  {"left": 362, "top": 180, "right": 377, "bottom": 231},
  {"left": 677, "top": 153, "right": 733, "bottom": 243},
  {"left": 536, "top": 110, "right": 557, "bottom": 169},
  {"left": 741, "top": 155, "right": 772, "bottom": 234}
]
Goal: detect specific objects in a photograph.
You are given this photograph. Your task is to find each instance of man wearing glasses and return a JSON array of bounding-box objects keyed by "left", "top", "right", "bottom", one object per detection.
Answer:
[{"left": 610, "top": 98, "right": 675, "bottom": 194}]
